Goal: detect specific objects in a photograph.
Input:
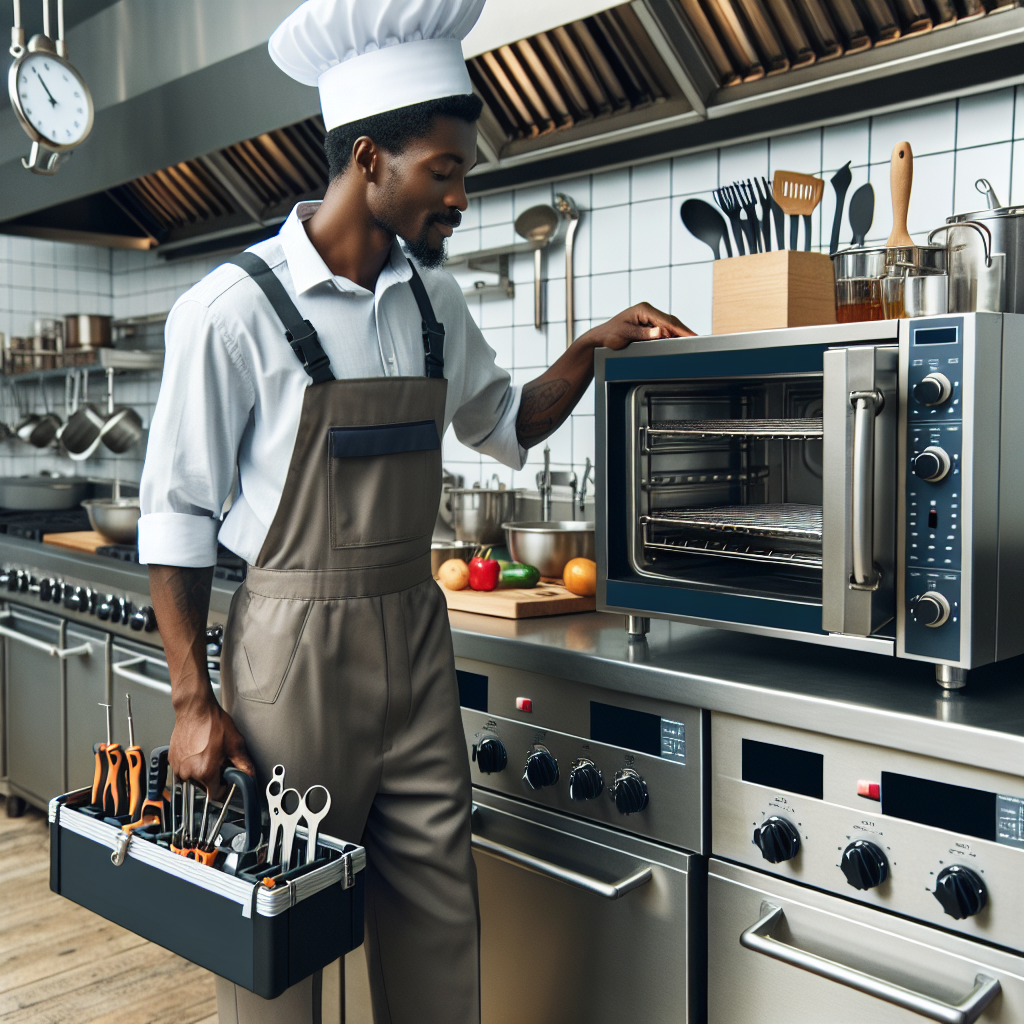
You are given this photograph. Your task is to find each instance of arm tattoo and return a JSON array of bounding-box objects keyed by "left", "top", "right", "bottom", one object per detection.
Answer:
[{"left": 517, "top": 378, "right": 571, "bottom": 444}]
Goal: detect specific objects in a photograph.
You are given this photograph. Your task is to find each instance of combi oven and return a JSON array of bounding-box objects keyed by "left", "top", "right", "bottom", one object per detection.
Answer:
[{"left": 595, "top": 313, "right": 1024, "bottom": 689}]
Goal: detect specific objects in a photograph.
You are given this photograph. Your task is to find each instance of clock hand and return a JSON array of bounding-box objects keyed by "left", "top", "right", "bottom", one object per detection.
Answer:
[{"left": 37, "top": 75, "right": 58, "bottom": 107}]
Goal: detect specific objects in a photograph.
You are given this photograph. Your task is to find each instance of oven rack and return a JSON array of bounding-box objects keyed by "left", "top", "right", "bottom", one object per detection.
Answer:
[
  {"left": 642, "top": 418, "right": 823, "bottom": 452},
  {"left": 641, "top": 504, "right": 823, "bottom": 541},
  {"left": 643, "top": 535, "right": 823, "bottom": 569},
  {"left": 641, "top": 467, "right": 769, "bottom": 491}
]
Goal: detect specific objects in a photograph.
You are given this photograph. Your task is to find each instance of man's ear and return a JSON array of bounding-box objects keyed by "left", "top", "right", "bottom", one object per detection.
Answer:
[{"left": 351, "top": 136, "right": 378, "bottom": 180}]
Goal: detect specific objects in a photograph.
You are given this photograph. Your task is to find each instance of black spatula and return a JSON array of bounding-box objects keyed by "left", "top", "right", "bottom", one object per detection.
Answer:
[
  {"left": 829, "top": 161, "right": 852, "bottom": 255},
  {"left": 681, "top": 199, "right": 732, "bottom": 259},
  {"left": 849, "top": 183, "right": 874, "bottom": 247}
]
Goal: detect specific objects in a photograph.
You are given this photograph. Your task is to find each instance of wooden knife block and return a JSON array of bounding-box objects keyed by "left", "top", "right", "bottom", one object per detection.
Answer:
[{"left": 712, "top": 250, "right": 836, "bottom": 334}]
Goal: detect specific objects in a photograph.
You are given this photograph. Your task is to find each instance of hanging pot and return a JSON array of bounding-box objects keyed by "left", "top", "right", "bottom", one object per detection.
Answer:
[
  {"left": 58, "top": 369, "right": 106, "bottom": 457},
  {"left": 100, "top": 368, "right": 144, "bottom": 454}
]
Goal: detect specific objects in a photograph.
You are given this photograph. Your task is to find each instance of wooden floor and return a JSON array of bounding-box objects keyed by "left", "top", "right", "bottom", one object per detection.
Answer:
[{"left": 0, "top": 801, "right": 217, "bottom": 1024}]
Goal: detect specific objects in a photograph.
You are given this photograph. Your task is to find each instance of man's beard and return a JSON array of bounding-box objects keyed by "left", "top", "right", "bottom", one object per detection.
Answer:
[{"left": 373, "top": 209, "right": 462, "bottom": 270}]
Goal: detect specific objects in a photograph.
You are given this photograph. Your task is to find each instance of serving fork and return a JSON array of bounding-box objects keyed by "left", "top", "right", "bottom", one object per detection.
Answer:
[
  {"left": 713, "top": 186, "right": 747, "bottom": 256},
  {"left": 732, "top": 180, "right": 762, "bottom": 253}
]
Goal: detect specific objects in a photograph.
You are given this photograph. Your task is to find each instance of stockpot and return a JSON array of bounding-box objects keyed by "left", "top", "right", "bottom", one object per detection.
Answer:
[{"left": 928, "top": 220, "right": 1005, "bottom": 314}]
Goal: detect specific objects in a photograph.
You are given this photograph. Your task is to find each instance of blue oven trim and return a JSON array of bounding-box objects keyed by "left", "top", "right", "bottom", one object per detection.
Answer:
[
  {"left": 603, "top": 344, "right": 830, "bottom": 382},
  {"left": 606, "top": 579, "right": 824, "bottom": 633}
]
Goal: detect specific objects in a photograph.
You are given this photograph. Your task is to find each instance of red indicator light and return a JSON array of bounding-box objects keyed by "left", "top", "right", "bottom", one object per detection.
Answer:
[
  {"left": 515, "top": 697, "right": 532, "bottom": 713},
  {"left": 857, "top": 780, "right": 881, "bottom": 800}
]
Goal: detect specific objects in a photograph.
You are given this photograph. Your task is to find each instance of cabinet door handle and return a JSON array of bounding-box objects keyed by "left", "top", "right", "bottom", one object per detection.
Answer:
[
  {"left": 0, "top": 621, "right": 92, "bottom": 659},
  {"left": 470, "top": 833, "right": 652, "bottom": 899},
  {"left": 113, "top": 657, "right": 219, "bottom": 698},
  {"left": 741, "top": 902, "right": 1000, "bottom": 1024}
]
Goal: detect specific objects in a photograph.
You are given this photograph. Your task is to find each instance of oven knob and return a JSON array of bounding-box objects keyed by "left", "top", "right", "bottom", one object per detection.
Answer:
[
  {"left": 913, "top": 372, "right": 953, "bottom": 406},
  {"left": 17, "top": 571, "right": 29, "bottom": 593},
  {"left": 523, "top": 748, "right": 559, "bottom": 790},
  {"left": 96, "top": 595, "right": 113, "bottom": 621},
  {"left": 753, "top": 816, "right": 801, "bottom": 863},
  {"left": 934, "top": 865, "right": 987, "bottom": 920},
  {"left": 63, "top": 586, "right": 87, "bottom": 612},
  {"left": 610, "top": 768, "right": 648, "bottom": 815},
  {"left": 840, "top": 840, "right": 889, "bottom": 890},
  {"left": 473, "top": 736, "right": 508, "bottom": 774},
  {"left": 38, "top": 578, "right": 53, "bottom": 601},
  {"left": 912, "top": 446, "right": 951, "bottom": 483},
  {"left": 129, "top": 606, "right": 156, "bottom": 632},
  {"left": 911, "top": 591, "right": 951, "bottom": 628},
  {"left": 569, "top": 759, "right": 603, "bottom": 801}
]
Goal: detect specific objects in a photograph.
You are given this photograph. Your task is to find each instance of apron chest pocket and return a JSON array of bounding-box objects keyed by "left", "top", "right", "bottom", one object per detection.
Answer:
[{"left": 328, "top": 420, "right": 441, "bottom": 549}]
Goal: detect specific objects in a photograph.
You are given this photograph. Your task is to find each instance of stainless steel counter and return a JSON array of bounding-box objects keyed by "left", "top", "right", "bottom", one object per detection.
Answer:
[{"left": 449, "top": 611, "right": 1024, "bottom": 775}]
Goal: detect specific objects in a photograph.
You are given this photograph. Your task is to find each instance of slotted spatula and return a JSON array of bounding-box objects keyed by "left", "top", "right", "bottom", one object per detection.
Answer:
[{"left": 772, "top": 169, "right": 824, "bottom": 251}]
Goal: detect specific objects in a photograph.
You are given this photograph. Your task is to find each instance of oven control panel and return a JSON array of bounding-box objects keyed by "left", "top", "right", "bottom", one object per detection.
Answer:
[
  {"left": 457, "top": 659, "right": 706, "bottom": 855},
  {"left": 903, "top": 318, "right": 965, "bottom": 663},
  {"left": 712, "top": 713, "right": 1024, "bottom": 951}
]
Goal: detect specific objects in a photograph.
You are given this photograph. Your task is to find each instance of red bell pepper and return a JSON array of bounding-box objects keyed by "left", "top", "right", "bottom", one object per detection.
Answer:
[{"left": 468, "top": 553, "right": 501, "bottom": 591}]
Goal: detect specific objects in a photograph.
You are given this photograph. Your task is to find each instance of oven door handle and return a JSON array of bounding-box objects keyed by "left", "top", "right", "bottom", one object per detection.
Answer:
[
  {"left": 470, "top": 833, "right": 652, "bottom": 899},
  {"left": 850, "top": 389, "right": 882, "bottom": 589},
  {"left": 0, "top": 620, "right": 93, "bottom": 659},
  {"left": 741, "top": 902, "right": 1000, "bottom": 1024}
]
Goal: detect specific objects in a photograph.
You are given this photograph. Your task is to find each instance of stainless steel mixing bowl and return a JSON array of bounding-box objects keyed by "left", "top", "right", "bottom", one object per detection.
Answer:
[
  {"left": 502, "top": 521, "right": 595, "bottom": 579},
  {"left": 430, "top": 540, "right": 477, "bottom": 576},
  {"left": 449, "top": 488, "right": 520, "bottom": 544},
  {"left": 81, "top": 497, "right": 141, "bottom": 544}
]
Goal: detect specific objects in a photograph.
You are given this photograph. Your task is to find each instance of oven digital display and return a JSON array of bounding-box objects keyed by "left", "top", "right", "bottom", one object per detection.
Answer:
[
  {"left": 913, "top": 326, "right": 959, "bottom": 346},
  {"left": 881, "top": 771, "right": 996, "bottom": 841},
  {"left": 590, "top": 701, "right": 686, "bottom": 763},
  {"left": 741, "top": 738, "right": 823, "bottom": 798}
]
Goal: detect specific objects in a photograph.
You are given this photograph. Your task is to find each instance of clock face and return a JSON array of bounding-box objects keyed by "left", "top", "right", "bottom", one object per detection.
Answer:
[{"left": 12, "top": 53, "right": 93, "bottom": 148}]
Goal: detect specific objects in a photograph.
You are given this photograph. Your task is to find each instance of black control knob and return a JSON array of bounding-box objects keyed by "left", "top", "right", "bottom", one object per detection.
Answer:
[
  {"left": 934, "top": 865, "right": 987, "bottom": 920},
  {"left": 913, "top": 372, "right": 953, "bottom": 406},
  {"left": 17, "top": 571, "right": 29, "bottom": 593},
  {"left": 911, "top": 591, "right": 951, "bottom": 628},
  {"left": 569, "top": 759, "right": 603, "bottom": 801},
  {"left": 912, "top": 446, "right": 951, "bottom": 483},
  {"left": 474, "top": 736, "right": 508, "bottom": 774},
  {"left": 610, "top": 768, "right": 648, "bottom": 815},
  {"left": 841, "top": 840, "right": 889, "bottom": 890},
  {"left": 753, "top": 816, "right": 801, "bottom": 863},
  {"left": 523, "top": 748, "right": 559, "bottom": 790},
  {"left": 6, "top": 570, "right": 18, "bottom": 592},
  {"left": 96, "top": 595, "right": 113, "bottom": 621},
  {"left": 129, "top": 606, "right": 156, "bottom": 632},
  {"left": 63, "top": 586, "right": 86, "bottom": 612},
  {"left": 38, "top": 578, "right": 53, "bottom": 601},
  {"left": 51, "top": 580, "right": 65, "bottom": 603}
]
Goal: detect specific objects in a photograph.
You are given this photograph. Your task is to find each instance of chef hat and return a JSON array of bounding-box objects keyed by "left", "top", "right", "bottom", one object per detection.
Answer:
[{"left": 269, "top": 0, "right": 485, "bottom": 131}]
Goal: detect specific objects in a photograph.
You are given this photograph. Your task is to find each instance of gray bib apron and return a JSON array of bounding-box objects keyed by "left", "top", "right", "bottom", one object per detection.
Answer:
[{"left": 215, "top": 253, "right": 479, "bottom": 1024}]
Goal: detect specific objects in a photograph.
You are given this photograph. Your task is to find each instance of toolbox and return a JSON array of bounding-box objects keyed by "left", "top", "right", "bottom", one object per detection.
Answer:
[{"left": 49, "top": 787, "right": 365, "bottom": 999}]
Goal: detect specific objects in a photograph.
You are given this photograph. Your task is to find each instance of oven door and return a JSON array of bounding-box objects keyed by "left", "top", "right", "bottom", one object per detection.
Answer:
[
  {"left": 472, "top": 789, "right": 703, "bottom": 1024},
  {"left": 709, "top": 859, "right": 1023, "bottom": 1024}
]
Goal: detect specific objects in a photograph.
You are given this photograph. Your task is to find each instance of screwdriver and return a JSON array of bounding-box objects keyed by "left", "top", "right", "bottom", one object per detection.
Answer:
[
  {"left": 90, "top": 741, "right": 107, "bottom": 808},
  {"left": 191, "top": 783, "right": 237, "bottom": 866},
  {"left": 123, "top": 744, "right": 169, "bottom": 834},
  {"left": 124, "top": 694, "right": 145, "bottom": 821},
  {"left": 99, "top": 702, "right": 129, "bottom": 817}
]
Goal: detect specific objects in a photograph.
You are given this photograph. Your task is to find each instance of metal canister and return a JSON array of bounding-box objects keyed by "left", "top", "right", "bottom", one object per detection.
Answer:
[{"left": 943, "top": 207, "right": 1024, "bottom": 311}]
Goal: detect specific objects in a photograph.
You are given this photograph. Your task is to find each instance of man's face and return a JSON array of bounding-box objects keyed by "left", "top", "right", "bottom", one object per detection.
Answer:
[{"left": 368, "top": 116, "right": 477, "bottom": 268}]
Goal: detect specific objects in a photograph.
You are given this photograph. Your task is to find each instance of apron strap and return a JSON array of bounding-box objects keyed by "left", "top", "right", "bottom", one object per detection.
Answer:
[
  {"left": 227, "top": 252, "right": 335, "bottom": 385},
  {"left": 406, "top": 263, "right": 446, "bottom": 379}
]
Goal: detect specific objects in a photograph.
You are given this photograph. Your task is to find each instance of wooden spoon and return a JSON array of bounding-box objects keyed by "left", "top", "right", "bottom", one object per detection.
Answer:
[{"left": 887, "top": 141, "right": 914, "bottom": 247}]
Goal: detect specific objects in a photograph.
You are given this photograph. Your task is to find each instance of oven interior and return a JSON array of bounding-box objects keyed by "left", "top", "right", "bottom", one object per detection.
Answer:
[{"left": 632, "top": 376, "right": 824, "bottom": 605}]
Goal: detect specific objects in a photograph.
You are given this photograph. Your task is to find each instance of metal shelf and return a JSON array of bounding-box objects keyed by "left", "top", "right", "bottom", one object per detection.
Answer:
[
  {"left": 642, "top": 467, "right": 769, "bottom": 490},
  {"left": 642, "top": 503, "right": 823, "bottom": 541},
  {"left": 644, "top": 536, "right": 823, "bottom": 568},
  {"left": 648, "top": 418, "right": 823, "bottom": 441}
]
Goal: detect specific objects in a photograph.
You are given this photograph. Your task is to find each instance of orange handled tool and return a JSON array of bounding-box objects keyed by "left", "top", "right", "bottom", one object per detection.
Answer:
[
  {"left": 99, "top": 703, "right": 129, "bottom": 817},
  {"left": 124, "top": 744, "right": 170, "bottom": 834},
  {"left": 124, "top": 694, "right": 146, "bottom": 821},
  {"left": 90, "top": 742, "right": 107, "bottom": 807}
]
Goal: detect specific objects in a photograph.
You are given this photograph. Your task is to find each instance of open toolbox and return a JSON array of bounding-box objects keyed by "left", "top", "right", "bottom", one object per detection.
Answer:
[{"left": 49, "top": 785, "right": 365, "bottom": 999}]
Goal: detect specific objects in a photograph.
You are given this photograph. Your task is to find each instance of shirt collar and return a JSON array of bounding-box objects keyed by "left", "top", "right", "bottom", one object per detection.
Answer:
[{"left": 278, "top": 201, "right": 413, "bottom": 298}]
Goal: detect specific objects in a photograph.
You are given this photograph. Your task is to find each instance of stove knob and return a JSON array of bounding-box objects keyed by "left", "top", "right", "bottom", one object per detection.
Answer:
[
  {"left": 841, "top": 840, "right": 889, "bottom": 890},
  {"left": 912, "top": 446, "right": 951, "bottom": 483},
  {"left": 523, "top": 748, "right": 559, "bottom": 790},
  {"left": 911, "top": 591, "right": 950, "bottom": 628},
  {"left": 63, "top": 586, "right": 86, "bottom": 611},
  {"left": 753, "top": 816, "right": 801, "bottom": 863},
  {"left": 934, "top": 865, "right": 987, "bottom": 920},
  {"left": 913, "top": 372, "right": 953, "bottom": 407},
  {"left": 610, "top": 768, "right": 648, "bottom": 815},
  {"left": 17, "top": 571, "right": 29, "bottom": 593},
  {"left": 473, "top": 736, "right": 508, "bottom": 774},
  {"left": 6, "top": 571, "right": 19, "bottom": 592},
  {"left": 569, "top": 759, "right": 603, "bottom": 801},
  {"left": 96, "top": 595, "right": 113, "bottom": 621},
  {"left": 51, "top": 580, "right": 64, "bottom": 603},
  {"left": 38, "top": 578, "right": 53, "bottom": 601},
  {"left": 129, "top": 606, "right": 156, "bottom": 632},
  {"left": 109, "top": 598, "right": 123, "bottom": 624}
]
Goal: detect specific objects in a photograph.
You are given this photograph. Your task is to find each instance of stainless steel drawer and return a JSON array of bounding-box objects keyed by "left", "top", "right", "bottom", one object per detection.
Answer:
[{"left": 709, "top": 859, "right": 1024, "bottom": 1023}]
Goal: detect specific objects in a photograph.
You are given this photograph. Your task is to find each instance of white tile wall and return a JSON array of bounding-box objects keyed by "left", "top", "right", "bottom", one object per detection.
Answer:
[{"left": 2, "top": 83, "right": 1023, "bottom": 493}]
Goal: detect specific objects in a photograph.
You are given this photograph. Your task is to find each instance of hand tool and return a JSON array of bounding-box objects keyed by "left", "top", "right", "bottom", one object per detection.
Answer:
[
  {"left": 266, "top": 764, "right": 287, "bottom": 864},
  {"left": 828, "top": 161, "right": 852, "bottom": 256},
  {"left": 886, "top": 141, "right": 914, "bottom": 248},
  {"left": 769, "top": 187, "right": 786, "bottom": 250},
  {"left": 733, "top": 180, "right": 762, "bottom": 253},
  {"left": 754, "top": 177, "right": 773, "bottom": 251},
  {"left": 171, "top": 778, "right": 191, "bottom": 856},
  {"left": 124, "top": 694, "right": 145, "bottom": 821},
  {"left": 223, "top": 766, "right": 262, "bottom": 854},
  {"left": 90, "top": 741, "right": 107, "bottom": 808},
  {"left": 299, "top": 785, "right": 332, "bottom": 865},
  {"left": 278, "top": 787, "right": 305, "bottom": 870},
  {"left": 98, "top": 702, "right": 128, "bottom": 817},
  {"left": 713, "top": 186, "right": 746, "bottom": 256},
  {"left": 680, "top": 199, "right": 731, "bottom": 259},
  {"left": 124, "top": 744, "right": 169, "bottom": 834},
  {"left": 772, "top": 169, "right": 824, "bottom": 251},
  {"left": 848, "top": 183, "right": 874, "bottom": 246},
  {"left": 203, "top": 784, "right": 237, "bottom": 851}
]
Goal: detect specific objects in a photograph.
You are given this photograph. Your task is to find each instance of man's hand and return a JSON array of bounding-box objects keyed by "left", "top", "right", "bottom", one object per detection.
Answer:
[
  {"left": 582, "top": 302, "right": 693, "bottom": 351},
  {"left": 170, "top": 693, "right": 255, "bottom": 795}
]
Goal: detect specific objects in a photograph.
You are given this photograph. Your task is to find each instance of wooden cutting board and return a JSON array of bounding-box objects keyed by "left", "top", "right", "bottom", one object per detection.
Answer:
[
  {"left": 43, "top": 530, "right": 112, "bottom": 553},
  {"left": 441, "top": 582, "right": 595, "bottom": 618}
]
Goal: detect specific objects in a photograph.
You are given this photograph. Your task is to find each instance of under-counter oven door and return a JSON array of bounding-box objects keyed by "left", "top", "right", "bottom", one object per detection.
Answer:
[
  {"left": 709, "top": 859, "right": 1023, "bottom": 1024},
  {"left": 472, "top": 790, "right": 703, "bottom": 1024}
]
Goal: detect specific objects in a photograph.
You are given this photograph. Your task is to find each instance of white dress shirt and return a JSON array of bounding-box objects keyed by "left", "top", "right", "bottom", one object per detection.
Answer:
[{"left": 138, "top": 202, "right": 526, "bottom": 568}]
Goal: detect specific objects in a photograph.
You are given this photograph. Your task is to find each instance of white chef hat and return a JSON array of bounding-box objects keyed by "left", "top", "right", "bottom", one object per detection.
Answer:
[{"left": 269, "top": 0, "right": 485, "bottom": 131}]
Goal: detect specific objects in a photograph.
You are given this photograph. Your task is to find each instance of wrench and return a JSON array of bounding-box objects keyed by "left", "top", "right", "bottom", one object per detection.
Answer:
[
  {"left": 300, "top": 786, "right": 331, "bottom": 865},
  {"left": 265, "top": 764, "right": 287, "bottom": 864},
  {"left": 277, "top": 788, "right": 305, "bottom": 870}
]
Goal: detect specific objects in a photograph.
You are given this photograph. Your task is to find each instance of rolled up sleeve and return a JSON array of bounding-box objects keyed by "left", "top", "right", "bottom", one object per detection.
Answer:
[{"left": 138, "top": 300, "right": 254, "bottom": 567}]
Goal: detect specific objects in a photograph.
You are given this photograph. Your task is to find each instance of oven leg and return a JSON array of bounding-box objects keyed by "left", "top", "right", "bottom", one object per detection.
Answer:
[
  {"left": 626, "top": 615, "right": 650, "bottom": 640},
  {"left": 935, "top": 664, "right": 968, "bottom": 690}
]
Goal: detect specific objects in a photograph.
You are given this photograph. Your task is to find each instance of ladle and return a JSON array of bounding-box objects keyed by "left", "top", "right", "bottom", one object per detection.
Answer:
[
  {"left": 554, "top": 193, "right": 580, "bottom": 349},
  {"left": 514, "top": 204, "right": 560, "bottom": 331}
]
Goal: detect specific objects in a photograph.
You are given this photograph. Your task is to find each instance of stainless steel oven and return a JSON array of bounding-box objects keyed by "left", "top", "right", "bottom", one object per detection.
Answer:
[{"left": 595, "top": 313, "right": 1024, "bottom": 688}]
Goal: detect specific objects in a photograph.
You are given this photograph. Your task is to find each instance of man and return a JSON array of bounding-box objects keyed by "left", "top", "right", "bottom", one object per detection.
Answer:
[{"left": 138, "top": 1, "right": 691, "bottom": 1021}]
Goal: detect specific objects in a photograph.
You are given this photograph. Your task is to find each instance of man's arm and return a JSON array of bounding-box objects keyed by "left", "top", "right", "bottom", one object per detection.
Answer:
[
  {"left": 149, "top": 565, "right": 254, "bottom": 792},
  {"left": 516, "top": 302, "right": 692, "bottom": 448}
]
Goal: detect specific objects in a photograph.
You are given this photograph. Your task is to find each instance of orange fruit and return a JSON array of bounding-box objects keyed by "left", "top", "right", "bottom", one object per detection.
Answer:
[{"left": 563, "top": 557, "right": 597, "bottom": 596}]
